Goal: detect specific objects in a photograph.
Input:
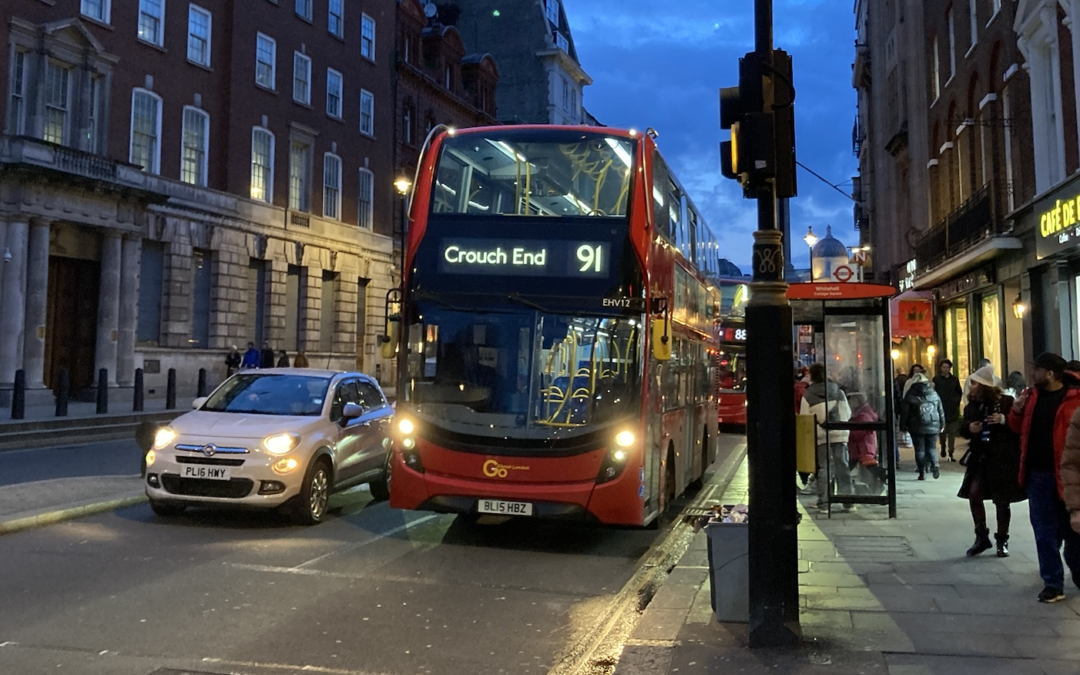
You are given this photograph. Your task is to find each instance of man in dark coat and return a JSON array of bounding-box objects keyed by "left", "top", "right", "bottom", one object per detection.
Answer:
[
  {"left": 260, "top": 341, "right": 276, "bottom": 369},
  {"left": 933, "top": 359, "right": 965, "bottom": 461}
]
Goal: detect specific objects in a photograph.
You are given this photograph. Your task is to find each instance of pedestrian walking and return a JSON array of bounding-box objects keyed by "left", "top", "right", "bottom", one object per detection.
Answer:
[
  {"left": 241, "top": 342, "right": 260, "bottom": 369},
  {"left": 225, "top": 345, "right": 241, "bottom": 377},
  {"left": 847, "top": 391, "right": 884, "bottom": 495},
  {"left": 1007, "top": 352, "right": 1080, "bottom": 603},
  {"left": 1063, "top": 407, "right": 1080, "bottom": 537},
  {"left": 294, "top": 351, "right": 310, "bottom": 368},
  {"left": 260, "top": 341, "right": 276, "bottom": 369},
  {"left": 899, "top": 372, "right": 945, "bottom": 480},
  {"left": 963, "top": 358, "right": 995, "bottom": 406},
  {"left": 1003, "top": 371, "right": 1026, "bottom": 398},
  {"left": 277, "top": 350, "right": 291, "bottom": 367},
  {"left": 901, "top": 363, "right": 926, "bottom": 399},
  {"left": 799, "top": 363, "right": 855, "bottom": 511},
  {"left": 933, "top": 359, "right": 964, "bottom": 462},
  {"left": 894, "top": 371, "right": 911, "bottom": 449},
  {"left": 957, "top": 366, "right": 1025, "bottom": 557}
]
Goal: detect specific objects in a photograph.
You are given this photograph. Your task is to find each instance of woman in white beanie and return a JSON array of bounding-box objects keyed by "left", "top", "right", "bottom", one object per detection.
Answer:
[{"left": 958, "top": 365, "right": 1025, "bottom": 557}]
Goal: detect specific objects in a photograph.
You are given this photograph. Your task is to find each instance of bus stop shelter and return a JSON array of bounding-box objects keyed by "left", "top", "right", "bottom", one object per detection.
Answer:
[{"left": 789, "top": 282, "right": 898, "bottom": 518}]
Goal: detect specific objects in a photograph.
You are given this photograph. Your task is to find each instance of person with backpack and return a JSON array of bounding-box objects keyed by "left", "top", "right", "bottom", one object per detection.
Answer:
[
  {"left": 958, "top": 365, "right": 1024, "bottom": 558},
  {"left": 933, "top": 359, "right": 965, "bottom": 462},
  {"left": 799, "top": 363, "right": 855, "bottom": 511},
  {"left": 900, "top": 372, "right": 945, "bottom": 480}
]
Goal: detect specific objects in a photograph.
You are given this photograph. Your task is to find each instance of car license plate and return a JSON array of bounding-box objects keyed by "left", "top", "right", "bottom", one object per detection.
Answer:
[
  {"left": 477, "top": 499, "right": 533, "bottom": 516},
  {"left": 181, "top": 465, "right": 231, "bottom": 480}
]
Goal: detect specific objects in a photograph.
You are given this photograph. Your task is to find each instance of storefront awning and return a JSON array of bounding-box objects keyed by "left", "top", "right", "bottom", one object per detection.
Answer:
[{"left": 912, "top": 236, "right": 1022, "bottom": 290}]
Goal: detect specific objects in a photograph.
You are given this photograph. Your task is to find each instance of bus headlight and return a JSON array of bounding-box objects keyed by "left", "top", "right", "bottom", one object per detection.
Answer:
[
  {"left": 397, "top": 418, "right": 415, "bottom": 435},
  {"left": 615, "top": 430, "right": 635, "bottom": 448}
]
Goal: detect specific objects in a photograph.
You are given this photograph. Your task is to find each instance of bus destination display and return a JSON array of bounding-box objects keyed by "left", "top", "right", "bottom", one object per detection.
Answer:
[{"left": 439, "top": 239, "right": 611, "bottom": 277}]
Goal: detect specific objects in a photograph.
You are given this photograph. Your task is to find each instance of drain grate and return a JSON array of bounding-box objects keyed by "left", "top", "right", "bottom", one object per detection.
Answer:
[{"left": 833, "top": 535, "right": 914, "bottom": 560}]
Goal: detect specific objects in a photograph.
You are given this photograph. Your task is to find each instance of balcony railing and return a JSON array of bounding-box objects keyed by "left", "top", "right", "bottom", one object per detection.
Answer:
[
  {"left": 914, "top": 185, "right": 1000, "bottom": 271},
  {"left": 1, "top": 135, "right": 127, "bottom": 184},
  {"left": 53, "top": 145, "right": 117, "bottom": 181},
  {"left": 289, "top": 211, "right": 311, "bottom": 228}
]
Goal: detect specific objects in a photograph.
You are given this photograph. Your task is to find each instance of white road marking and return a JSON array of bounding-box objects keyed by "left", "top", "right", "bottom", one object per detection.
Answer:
[
  {"left": 201, "top": 656, "right": 392, "bottom": 674},
  {"left": 293, "top": 513, "right": 442, "bottom": 569}
]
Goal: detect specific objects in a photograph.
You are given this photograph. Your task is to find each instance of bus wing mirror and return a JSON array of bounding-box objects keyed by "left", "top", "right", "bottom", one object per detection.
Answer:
[
  {"left": 651, "top": 318, "right": 671, "bottom": 361},
  {"left": 380, "top": 321, "right": 399, "bottom": 360}
]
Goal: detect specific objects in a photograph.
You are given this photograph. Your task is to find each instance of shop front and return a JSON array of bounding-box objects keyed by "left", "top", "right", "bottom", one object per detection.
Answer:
[{"left": 1025, "top": 171, "right": 1080, "bottom": 361}]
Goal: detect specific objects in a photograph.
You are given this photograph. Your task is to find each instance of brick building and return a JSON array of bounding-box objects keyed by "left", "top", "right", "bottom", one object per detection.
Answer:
[
  {"left": 855, "top": 0, "right": 1041, "bottom": 377},
  {"left": 393, "top": 0, "right": 498, "bottom": 260},
  {"left": 0, "top": 0, "right": 399, "bottom": 404}
]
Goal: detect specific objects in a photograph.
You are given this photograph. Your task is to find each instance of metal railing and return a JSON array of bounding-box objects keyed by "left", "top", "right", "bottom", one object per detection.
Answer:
[{"left": 914, "top": 184, "right": 999, "bottom": 270}]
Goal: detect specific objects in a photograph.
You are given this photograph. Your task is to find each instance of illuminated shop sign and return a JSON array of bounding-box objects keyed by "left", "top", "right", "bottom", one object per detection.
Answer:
[
  {"left": 438, "top": 239, "right": 611, "bottom": 277},
  {"left": 1035, "top": 177, "right": 1080, "bottom": 258}
]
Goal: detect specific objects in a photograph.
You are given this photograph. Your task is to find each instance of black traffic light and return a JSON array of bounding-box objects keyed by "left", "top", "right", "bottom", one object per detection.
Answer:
[{"left": 719, "top": 50, "right": 797, "bottom": 199}]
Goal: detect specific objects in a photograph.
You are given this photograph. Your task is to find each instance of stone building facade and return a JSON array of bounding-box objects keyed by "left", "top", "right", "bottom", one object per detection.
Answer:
[
  {"left": 1, "top": 0, "right": 399, "bottom": 403},
  {"left": 444, "top": 0, "right": 590, "bottom": 125}
]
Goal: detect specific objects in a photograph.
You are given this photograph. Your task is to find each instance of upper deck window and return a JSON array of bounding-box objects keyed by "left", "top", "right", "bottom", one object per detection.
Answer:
[{"left": 431, "top": 130, "right": 635, "bottom": 218}]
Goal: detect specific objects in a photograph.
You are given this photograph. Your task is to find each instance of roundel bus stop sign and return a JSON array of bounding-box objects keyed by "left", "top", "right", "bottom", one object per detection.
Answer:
[{"left": 832, "top": 265, "right": 855, "bottom": 282}]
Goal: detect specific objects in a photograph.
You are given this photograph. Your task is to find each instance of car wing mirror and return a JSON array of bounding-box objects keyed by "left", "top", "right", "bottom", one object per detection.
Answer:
[
  {"left": 192, "top": 396, "right": 208, "bottom": 410},
  {"left": 341, "top": 402, "right": 364, "bottom": 424}
]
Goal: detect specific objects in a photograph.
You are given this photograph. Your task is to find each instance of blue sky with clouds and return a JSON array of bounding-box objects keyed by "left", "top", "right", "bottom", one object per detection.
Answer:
[{"left": 568, "top": 0, "right": 858, "bottom": 273}]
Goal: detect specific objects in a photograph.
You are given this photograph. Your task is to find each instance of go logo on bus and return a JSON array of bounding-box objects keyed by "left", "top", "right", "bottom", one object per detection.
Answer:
[{"left": 483, "top": 459, "right": 528, "bottom": 478}]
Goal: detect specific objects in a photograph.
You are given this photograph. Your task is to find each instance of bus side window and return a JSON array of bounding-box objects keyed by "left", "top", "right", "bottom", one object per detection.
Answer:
[{"left": 652, "top": 150, "right": 672, "bottom": 241}]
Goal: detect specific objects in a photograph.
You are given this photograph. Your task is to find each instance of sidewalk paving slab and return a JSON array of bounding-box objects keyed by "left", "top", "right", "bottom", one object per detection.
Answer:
[{"left": 613, "top": 442, "right": 1080, "bottom": 675}]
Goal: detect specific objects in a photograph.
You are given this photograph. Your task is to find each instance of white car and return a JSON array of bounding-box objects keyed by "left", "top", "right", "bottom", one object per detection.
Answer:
[{"left": 144, "top": 369, "right": 394, "bottom": 525}]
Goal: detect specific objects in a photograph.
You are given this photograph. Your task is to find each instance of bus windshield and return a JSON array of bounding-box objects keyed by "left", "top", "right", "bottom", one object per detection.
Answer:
[
  {"left": 432, "top": 130, "right": 636, "bottom": 218},
  {"left": 404, "top": 302, "right": 642, "bottom": 441}
]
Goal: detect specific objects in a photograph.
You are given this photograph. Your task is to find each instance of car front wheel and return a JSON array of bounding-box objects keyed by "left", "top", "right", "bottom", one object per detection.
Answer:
[{"left": 294, "top": 459, "right": 332, "bottom": 526}]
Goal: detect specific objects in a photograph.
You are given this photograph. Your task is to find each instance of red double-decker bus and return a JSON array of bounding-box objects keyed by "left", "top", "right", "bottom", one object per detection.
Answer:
[
  {"left": 714, "top": 278, "right": 749, "bottom": 429},
  {"left": 385, "top": 125, "right": 719, "bottom": 526}
]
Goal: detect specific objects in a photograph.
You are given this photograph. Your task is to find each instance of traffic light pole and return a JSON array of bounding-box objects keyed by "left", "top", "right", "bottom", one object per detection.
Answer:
[{"left": 745, "top": 0, "right": 801, "bottom": 648}]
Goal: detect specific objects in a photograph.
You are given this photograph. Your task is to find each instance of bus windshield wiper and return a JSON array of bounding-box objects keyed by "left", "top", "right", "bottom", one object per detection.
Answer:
[
  {"left": 414, "top": 291, "right": 489, "bottom": 313},
  {"left": 505, "top": 293, "right": 552, "bottom": 313}
]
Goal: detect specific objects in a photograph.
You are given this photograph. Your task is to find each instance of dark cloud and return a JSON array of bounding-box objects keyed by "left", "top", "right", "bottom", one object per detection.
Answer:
[{"left": 570, "top": 0, "right": 857, "bottom": 271}]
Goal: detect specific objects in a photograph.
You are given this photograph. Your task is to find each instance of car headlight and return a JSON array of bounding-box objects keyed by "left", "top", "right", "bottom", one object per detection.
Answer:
[
  {"left": 153, "top": 428, "right": 176, "bottom": 450},
  {"left": 397, "top": 418, "right": 415, "bottom": 435},
  {"left": 145, "top": 449, "right": 156, "bottom": 466},
  {"left": 263, "top": 433, "right": 300, "bottom": 455}
]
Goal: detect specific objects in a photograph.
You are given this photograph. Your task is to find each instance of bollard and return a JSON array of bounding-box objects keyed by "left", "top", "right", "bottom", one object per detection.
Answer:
[
  {"left": 133, "top": 368, "right": 144, "bottom": 412},
  {"left": 197, "top": 368, "right": 207, "bottom": 398},
  {"left": 96, "top": 368, "right": 108, "bottom": 414},
  {"left": 56, "top": 369, "right": 69, "bottom": 417},
  {"left": 11, "top": 369, "right": 25, "bottom": 420},
  {"left": 166, "top": 368, "right": 177, "bottom": 410}
]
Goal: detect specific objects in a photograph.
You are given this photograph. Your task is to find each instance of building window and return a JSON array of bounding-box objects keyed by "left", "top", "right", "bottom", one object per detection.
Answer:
[
  {"left": 8, "top": 51, "right": 26, "bottom": 136},
  {"left": 403, "top": 104, "right": 413, "bottom": 145},
  {"left": 403, "top": 36, "right": 411, "bottom": 64},
  {"left": 130, "top": 89, "right": 161, "bottom": 173},
  {"left": 329, "top": 0, "right": 344, "bottom": 37},
  {"left": 246, "top": 259, "right": 267, "bottom": 344},
  {"left": 561, "top": 76, "right": 570, "bottom": 110},
  {"left": 251, "top": 127, "right": 275, "bottom": 202},
  {"left": 187, "top": 5, "right": 212, "bottom": 66},
  {"left": 81, "top": 0, "right": 111, "bottom": 23},
  {"left": 545, "top": 0, "right": 559, "bottom": 25},
  {"left": 320, "top": 271, "right": 337, "bottom": 352},
  {"left": 947, "top": 8, "right": 955, "bottom": 81},
  {"left": 326, "top": 68, "right": 343, "bottom": 118},
  {"left": 361, "top": 14, "right": 376, "bottom": 60},
  {"left": 43, "top": 61, "right": 70, "bottom": 145},
  {"left": 295, "top": 0, "right": 312, "bottom": 21},
  {"left": 293, "top": 52, "right": 311, "bottom": 104},
  {"left": 137, "top": 242, "right": 164, "bottom": 345},
  {"left": 289, "top": 140, "right": 311, "bottom": 211},
  {"left": 358, "top": 168, "right": 373, "bottom": 228},
  {"left": 931, "top": 35, "right": 940, "bottom": 101},
  {"left": 323, "top": 153, "right": 341, "bottom": 219},
  {"left": 87, "top": 76, "right": 102, "bottom": 152},
  {"left": 181, "top": 107, "right": 209, "bottom": 186},
  {"left": 256, "top": 33, "right": 276, "bottom": 90},
  {"left": 444, "top": 66, "right": 452, "bottom": 90},
  {"left": 192, "top": 249, "right": 213, "bottom": 348},
  {"left": 360, "top": 89, "right": 374, "bottom": 136},
  {"left": 570, "top": 89, "right": 578, "bottom": 119},
  {"left": 138, "top": 0, "right": 165, "bottom": 46}
]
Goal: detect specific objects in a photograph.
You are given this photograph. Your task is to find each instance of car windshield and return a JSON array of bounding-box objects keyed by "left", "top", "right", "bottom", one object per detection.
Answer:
[
  {"left": 404, "top": 302, "right": 643, "bottom": 440},
  {"left": 201, "top": 373, "right": 331, "bottom": 416}
]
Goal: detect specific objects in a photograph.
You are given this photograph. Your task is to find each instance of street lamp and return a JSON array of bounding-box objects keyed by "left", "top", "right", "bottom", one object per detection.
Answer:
[
  {"left": 1012, "top": 293, "right": 1027, "bottom": 319},
  {"left": 803, "top": 226, "right": 818, "bottom": 280},
  {"left": 394, "top": 176, "right": 412, "bottom": 280}
]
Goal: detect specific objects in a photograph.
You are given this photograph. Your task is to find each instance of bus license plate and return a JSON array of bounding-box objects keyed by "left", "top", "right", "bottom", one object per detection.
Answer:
[
  {"left": 181, "top": 465, "right": 231, "bottom": 480},
  {"left": 478, "top": 499, "right": 533, "bottom": 516}
]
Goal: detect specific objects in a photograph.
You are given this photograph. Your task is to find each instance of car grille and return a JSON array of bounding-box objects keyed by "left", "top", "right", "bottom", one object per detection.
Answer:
[
  {"left": 175, "top": 456, "right": 245, "bottom": 467},
  {"left": 175, "top": 443, "right": 249, "bottom": 454},
  {"left": 160, "top": 474, "right": 254, "bottom": 498}
]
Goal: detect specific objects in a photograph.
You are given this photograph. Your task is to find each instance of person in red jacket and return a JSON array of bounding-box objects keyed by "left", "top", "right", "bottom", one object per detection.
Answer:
[{"left": 1008, "top": 352, "right": 1080, "bottom": 603}]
